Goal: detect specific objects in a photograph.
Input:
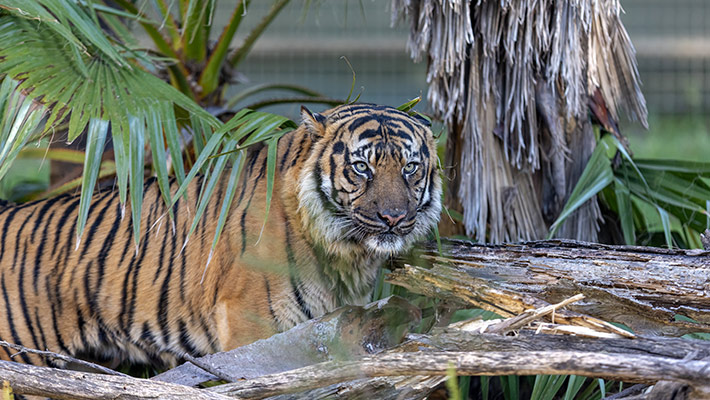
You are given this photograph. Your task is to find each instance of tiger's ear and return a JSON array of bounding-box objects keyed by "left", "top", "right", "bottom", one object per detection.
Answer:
[{"left": 300, "top": 106, "right": 326, "bottom": 138}]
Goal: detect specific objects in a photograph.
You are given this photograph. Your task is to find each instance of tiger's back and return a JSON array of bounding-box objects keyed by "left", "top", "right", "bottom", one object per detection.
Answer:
[{"left": 0, "top": 103, "right": 442, "bottom": 367}]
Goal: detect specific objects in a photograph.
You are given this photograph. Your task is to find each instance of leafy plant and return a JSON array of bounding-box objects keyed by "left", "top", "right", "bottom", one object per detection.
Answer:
[
  {"left": 549, "top": 133, "right": 710, "bottom": 248},
  {"left": 0, "top": 0, "right": 313, "bottom": 248}
]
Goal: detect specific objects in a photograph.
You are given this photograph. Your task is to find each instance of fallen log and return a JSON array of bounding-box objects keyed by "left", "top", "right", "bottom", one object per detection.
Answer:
[
  {"left": 208, "top": 350, "right": 710, "bottom": 399},
  {"left": 0, "top": 360, "right": 230, "bottom": 400},
  {"left": 392, "top": 239, "right": 710, "bottom": 335},
  {"left": 153, "top": 296, "right": 421, "bottom": 386}
]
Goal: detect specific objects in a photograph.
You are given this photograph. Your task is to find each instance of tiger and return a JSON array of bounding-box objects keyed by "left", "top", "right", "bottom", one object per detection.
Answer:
[{"left": 0, "top": 103, "right": 442, "bottom": 369}]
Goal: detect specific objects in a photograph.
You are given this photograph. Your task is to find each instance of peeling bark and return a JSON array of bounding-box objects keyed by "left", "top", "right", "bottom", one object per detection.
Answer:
[{"left": 392, "top": 239, "right": 710, "bottom": 335}]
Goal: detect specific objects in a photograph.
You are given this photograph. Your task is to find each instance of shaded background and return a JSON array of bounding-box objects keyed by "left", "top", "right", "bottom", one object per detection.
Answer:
[{"left": 218, "top": 0, "right": 710, "bottom": 161}]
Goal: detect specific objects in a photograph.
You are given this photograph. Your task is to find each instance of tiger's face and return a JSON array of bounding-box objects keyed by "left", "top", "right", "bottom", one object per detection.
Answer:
[{"left": 298, "top": 104, "right": 442, "bottom": 258}]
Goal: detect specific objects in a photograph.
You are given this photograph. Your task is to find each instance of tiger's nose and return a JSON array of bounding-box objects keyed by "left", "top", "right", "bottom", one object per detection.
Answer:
[{"left": 378, "top": 210, "right": 406, "bottom": 227}]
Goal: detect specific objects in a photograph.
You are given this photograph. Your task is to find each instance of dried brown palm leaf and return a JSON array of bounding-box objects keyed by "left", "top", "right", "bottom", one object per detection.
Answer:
[{"left": 393, "top": 0, "right": 647, "bottom": 243}]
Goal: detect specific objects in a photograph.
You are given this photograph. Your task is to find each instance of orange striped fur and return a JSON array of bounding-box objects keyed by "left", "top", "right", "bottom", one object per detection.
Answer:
[{"left": 0, "top": 104, "right": 441, "bottom": 368}]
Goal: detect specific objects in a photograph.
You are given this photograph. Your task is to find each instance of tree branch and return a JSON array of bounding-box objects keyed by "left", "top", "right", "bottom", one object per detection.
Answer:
[
  {"left": 390, "top": 239, "right": 710, "bottom": 336},
  {"left": 208, "top": 351, "right": 710, "bottom": 399},
  {"left": 0, "top": 341, "right": 127, "bottom": 378},
  {"left": 0, "top": 360, "right": 230, "bottom": 400}
]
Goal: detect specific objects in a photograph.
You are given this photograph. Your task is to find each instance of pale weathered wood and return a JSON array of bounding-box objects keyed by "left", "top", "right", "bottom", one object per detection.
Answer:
[
  {"left": 0, "top": 360, "right": 230, "bottom": 400},
  {"left": 208, "top": 350, "right": 710, "bottom": 399},
  {"left": 153, "top": 296, "right": 421, "bottom": 386},
  {"left": 266, "top": 376, "right": 445, "bottom": 400},
  {"left": 0, "top": 340, "right": 129, "bottom": 377},
  {"left": 404, "top": 330, "right": 710, "bottom": 361},
  {"left": 392, "top": 239, "right": 710, "bottom": 335}
]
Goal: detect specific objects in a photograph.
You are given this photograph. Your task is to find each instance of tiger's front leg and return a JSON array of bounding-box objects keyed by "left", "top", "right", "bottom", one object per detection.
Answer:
[{"left": 210, "top": 262, "right": 286, "bottom": 351}]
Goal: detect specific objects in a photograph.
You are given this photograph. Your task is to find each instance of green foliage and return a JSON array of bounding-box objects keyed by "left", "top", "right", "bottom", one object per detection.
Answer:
[
  {"left": 0, "top": 0, "right": 299, "bottom": 247},
  {"left": 550, "top": 133, "right": 710, "bottom": 248}
]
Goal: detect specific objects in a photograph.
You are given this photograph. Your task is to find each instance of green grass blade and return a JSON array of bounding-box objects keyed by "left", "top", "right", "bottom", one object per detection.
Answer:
[
  {"left": 146, "top": 105, "right": 173, "bottom": 216},
  {"left": 105, "top": 67, "right": 131, "bottom": 207},
  {"left": 480, "top": 376, "right": 489, "bottom": 400},
  {"left": 530, "top": 375, "right": 547, "bottom": 400},
  {"left": 207, "top": 150, "right": 245, "bottom": 273},
  {"left": 445, "top": 365, "right": 462, "bottom": 400},
  {"left": 2, "top": 1, "right": 88, "bottom": 66},
  {"left": 0, "top": 92, "right": 47, "bottom": 181},
  {"left": 541, "top": 375, "right": 567, "bottom": 400},
  {"left": 76, "top": 117, "right": 109, "bottom": 245},
  {"left": 397, "top": 97, "right": 422, "bottom": 113},
  {"left": 256, "top": 135, "right": 280, "bottom": 243},
  {"left": 597, "top": 378, "right": 606, "bottom": 398},
  {"left": 182, "top": 0, "right": 208, "bottom": 61},
  {"left": 656, "top": 205, "right": 674, "bottom": 248},
  {"left": 129, "top": 115, "right": 145, "bottom": 247},
  {"left": 613, "top": 179, "right": 635, "bottom": 245},
  {"left": 199, "top": 0, "right": 250, "bottom": 97},
  {"left": 548, "top": 135, "right": 616, "bottom": 237},
  {"left": 171, "top": 131, "right": 225, "bottom": 203},
  {"left": 633, "top": 158, "right": 710, "bottom": 174},
  {"left": 563, "top": 376, "right": 586, "bottom": 400},
  {"left": 153, "top": 0, "right": 181, "bottom": 44},
  {"left": 161, "top": 102, "right": 186, "bottom": 186},
  {"left": 186, "top": 139, "right": 237, "bottom": 238},
  {"left": 41, "top": 0, "right": 127, "bottom": 67}
]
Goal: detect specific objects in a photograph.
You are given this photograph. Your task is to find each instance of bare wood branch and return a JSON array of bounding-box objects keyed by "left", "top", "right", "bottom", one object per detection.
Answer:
[
  {"left": 403, "top": 330, "right": 710, "bottom": 360},
  {"left": 266, "top": 376, "right": 445, "bottom": 400},
  {"left": 0, "top": 360, "right": 230, "bottom": 400},
  {"left": 486, "top": 293, "right": 586, "bottom": 334},
  {"left": 391, "top": 240, "right": 710, "bottom": 335},
  {"left": 208, "top": 351, "right": 710, "bottom": 399},
  {"left": 389, "top": 262, "right": 632, "bottom": 337},
  {"left": 182, "top": 353, "right": 234, "bottom": 383},
  {"left": 0, "top": 340, "right": 128, "bottom": 377}
]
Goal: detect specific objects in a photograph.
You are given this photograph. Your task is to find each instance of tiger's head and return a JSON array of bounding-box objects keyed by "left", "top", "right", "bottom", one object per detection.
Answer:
[{"left": 297, "top": 104, "right": 442, "bottom": 259}]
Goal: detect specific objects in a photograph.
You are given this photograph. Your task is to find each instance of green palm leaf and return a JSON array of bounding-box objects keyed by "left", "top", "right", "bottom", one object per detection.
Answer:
[{"left": 0, "top": 2, "right": 293, "bottom": 249}]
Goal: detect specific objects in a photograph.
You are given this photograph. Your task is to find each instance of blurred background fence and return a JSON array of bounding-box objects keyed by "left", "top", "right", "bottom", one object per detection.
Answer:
[{"left": 210, "top": 1, "right": 709, "bottom": 160}]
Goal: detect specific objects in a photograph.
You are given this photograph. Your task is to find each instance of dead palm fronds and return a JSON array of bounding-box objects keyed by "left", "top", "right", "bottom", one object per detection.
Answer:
[{"left": 393, "top": 0, "right": 647, "bottom": 243}]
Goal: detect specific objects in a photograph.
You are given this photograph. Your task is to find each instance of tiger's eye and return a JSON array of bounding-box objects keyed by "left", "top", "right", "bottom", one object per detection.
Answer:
[
  {"left": 353, "top": 161, "right": 369, "bottom": 174},
  {"left": 403, "top": 162, "right": 419, "bottom": 174}
]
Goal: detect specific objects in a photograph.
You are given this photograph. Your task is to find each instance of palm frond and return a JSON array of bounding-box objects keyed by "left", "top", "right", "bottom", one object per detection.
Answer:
[
  {"left": 551, "top": 134, "right": 710, "bottom": 248},
  {"left": 0, "top": 3, "right": 292, "bottom": 249}
]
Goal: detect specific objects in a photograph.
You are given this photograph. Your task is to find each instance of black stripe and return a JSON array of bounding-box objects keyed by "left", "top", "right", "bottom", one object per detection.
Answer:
[
  {"left": 284, "top": 217, "right": 312, "bottom": 320},
  {"left": 279, "top": 131, "right": 297, "bottom": 171},
  {"left": 78, "top": 192, "right": 115, "bottom": 259},
  {"left": 32, "top": 206, "right": 58, "bottom": 294},
  {"left": 51, "top": 198, "right": 81, "bottom": 257},
  {"left": 50, "top": 302, "right": 71, "bottom": 354},
  {"left": 83, "top": 260, "right": 99, "bottom": 318},
  {"left": 178, "top": 320, "right": 199, "bottom": 357},
  {"left": 198, "top": 316, "right": 218, "bottom": 353},
  {"left": 29, "top": 196, "right": 65, "bottom": 244},
  {"left": 2, "top": 274, "right": 32, "bottom": 364},
  {"left": 239, "top": 154, "right": 267, "bottom": 255},
  {"left": 12, "top": 209, "right": 36, "bottom": 272},
  {"left": 264, "top": 276, "right": 278, "bottom": 324},
  {"left": 17, "top": 241, "right": 42, "bottom": 353},
  {"left": 157, "top": 229, "right": 175, "bottom": 349},
  {"left": 120, "top": 198, "right": 157, "bottom": 336},
  {"left": 74, "top": 290, "right": 92, "bottom": 354},
  {"left": 140, "top": 321, "right": 157, "bottom": 349},
  {"left": 33, "top": 307, "right": 48, "bottom": 352},
  {"left": 289, "top": 135, "right": 309, "bottom": 169},
  {"left": 0, "top": 207, "right": 21, "bottom": 259},
  {"left": 91, "top": 201, "right": 123, "bottom": 313}
]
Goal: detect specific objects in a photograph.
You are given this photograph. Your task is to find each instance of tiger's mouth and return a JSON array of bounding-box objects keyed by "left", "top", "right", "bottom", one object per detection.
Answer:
[
  {"left": 364, "top": 232, "right": 406, "bottom": 255},
  {"left": 351, "top": 217, "right": 415, "bottom": 255}
]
